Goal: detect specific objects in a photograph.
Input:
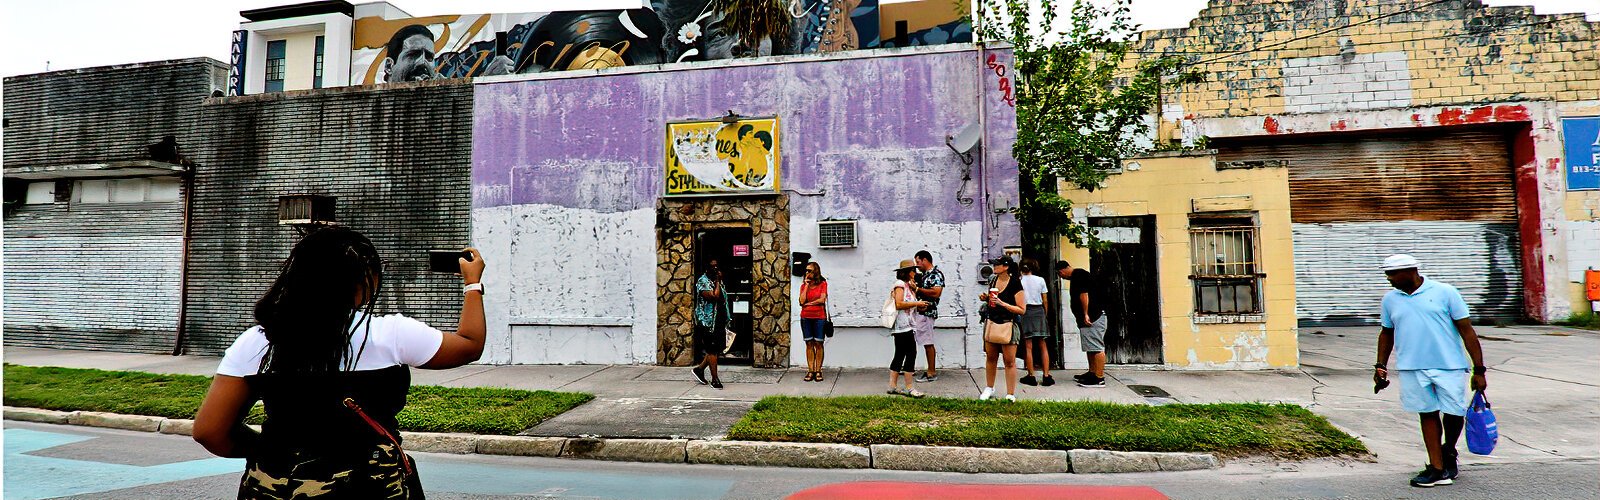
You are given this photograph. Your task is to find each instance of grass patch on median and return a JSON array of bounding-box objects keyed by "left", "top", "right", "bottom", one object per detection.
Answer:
[
  {"left": 1555, "top": 312, "right": 1600, "bottom": 331},
  {"left": 728, "top": 396, "right": 1366, "bottom": 459},
  {"left": 2, "top": 364, "right": 592, "bottom": 435}
]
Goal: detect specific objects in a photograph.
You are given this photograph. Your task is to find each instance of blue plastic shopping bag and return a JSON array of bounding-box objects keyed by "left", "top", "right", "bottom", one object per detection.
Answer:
[{"left": 1465, "top": 390, "right": 1498, "bottom": 455}]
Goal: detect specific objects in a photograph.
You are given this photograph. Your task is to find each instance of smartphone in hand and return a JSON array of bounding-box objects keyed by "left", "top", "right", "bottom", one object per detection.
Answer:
[{"left": 428, "top": 250, "right": 473, "bottom": 273}]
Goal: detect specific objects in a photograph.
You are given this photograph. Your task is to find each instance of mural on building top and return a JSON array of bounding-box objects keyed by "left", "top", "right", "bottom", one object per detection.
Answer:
[
  {"left": 666, "top": 118, "right": 780, "bottom": 196},
  {"left": 350, "top": 0, "right": 892, "bottom": 85}
]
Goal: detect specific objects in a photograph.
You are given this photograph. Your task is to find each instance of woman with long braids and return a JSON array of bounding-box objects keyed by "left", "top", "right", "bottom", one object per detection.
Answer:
[{"left": 193, "top": 226, "right": 487, "bottom": 498}]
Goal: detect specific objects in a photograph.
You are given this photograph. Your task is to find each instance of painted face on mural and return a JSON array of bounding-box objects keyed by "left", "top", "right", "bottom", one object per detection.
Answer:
[{"left": 382, "top": 26, "right": 441, "bottom": 83}]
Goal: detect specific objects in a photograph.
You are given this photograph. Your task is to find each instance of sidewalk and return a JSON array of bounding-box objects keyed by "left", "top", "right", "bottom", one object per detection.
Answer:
[{"left": 6, "top": 325, "right": 1596, "bottom": 467}]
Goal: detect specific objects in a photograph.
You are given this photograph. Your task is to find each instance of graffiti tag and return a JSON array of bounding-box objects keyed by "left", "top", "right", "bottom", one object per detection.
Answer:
[{"left": 986, "top": 53, "right": 1015, "bottom": 108}]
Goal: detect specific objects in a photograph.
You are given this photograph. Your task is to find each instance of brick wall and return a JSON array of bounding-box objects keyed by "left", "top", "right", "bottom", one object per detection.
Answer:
[
  {"left": 3, "top": 58, "right": 228, "bottom": 168},
  {"left": 183, "top": 80, "right": 473, "bottom": 355},
  {"left": 1125, "top": 0, "right": 1599, "bottom": 119},
  {"left": 3, "top": 59, "right": 224, "bottom": 353},
  {"left": 3, "top": 199, "right": 185, "bottom": 354}
]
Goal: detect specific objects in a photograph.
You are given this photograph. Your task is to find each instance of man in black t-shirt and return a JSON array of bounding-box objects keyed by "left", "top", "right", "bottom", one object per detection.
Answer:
[{"left": 1056, "top": 260, "right": 1107, "bottom": 388}]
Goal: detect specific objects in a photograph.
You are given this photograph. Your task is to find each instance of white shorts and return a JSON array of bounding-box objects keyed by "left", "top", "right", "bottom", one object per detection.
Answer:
[{"left": 1398, "top": 369, "right": 1470, "bottom": 416}]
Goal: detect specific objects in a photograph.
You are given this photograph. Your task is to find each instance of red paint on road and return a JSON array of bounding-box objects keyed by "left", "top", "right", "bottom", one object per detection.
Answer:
[
  {"left": 1494, "top": 104, "right": 1531, "bottom": 122},
  {"left": 787, "top": 482, "right": 1169, "bottom": 500},
  {"left": 1263, "top": 116, "right": 1280, "bottom": 134}
]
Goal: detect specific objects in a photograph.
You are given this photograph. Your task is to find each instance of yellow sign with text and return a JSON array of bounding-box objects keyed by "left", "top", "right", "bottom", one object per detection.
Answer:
[{"left": 666, "top": 118, "right": 780, "bottom": 196}]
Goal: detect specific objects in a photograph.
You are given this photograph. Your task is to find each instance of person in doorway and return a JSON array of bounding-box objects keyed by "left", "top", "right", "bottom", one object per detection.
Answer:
[
  {"left": 979, "top": 256, "right": 1026, "bottom": 401},
  {"left": 193, "top": 226, "right": 487, "bottom": 498},
  {"left": 799, "top": 262, "right": 830, "bottom": 382},
  {"left": 1018, "top": 258, "right": 1053, "bottom": 386},
  {"left": 1372, "top": 254, "right": 1487, "bottom": 488},
  {"left": 888, "top": 260, "right": 931, "bottom": 398},
  {"left": 911, "top": 250, "right": 945, "bottom": 383},
  {"left": 1056, "top": 260, "right": 1107, "bottom": 388},
  {"left": 692, "top": 259, "right": 730, "bottom": 389}
]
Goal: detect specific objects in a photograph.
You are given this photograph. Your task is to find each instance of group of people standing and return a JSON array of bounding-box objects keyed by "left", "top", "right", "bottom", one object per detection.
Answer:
[{"left": 685, "top": 249, "right": 1107, "bottom": 401}]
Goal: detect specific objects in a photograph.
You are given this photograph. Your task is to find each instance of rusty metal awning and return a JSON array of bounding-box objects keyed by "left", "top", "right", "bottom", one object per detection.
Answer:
[{"left": 3, "top": 160, "right": 188, "bottom": 180}]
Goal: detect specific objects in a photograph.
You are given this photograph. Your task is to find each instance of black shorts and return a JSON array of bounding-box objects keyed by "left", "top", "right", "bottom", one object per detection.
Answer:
[{"left": 695, "top": 323, "right": 725, "bottom": 357}]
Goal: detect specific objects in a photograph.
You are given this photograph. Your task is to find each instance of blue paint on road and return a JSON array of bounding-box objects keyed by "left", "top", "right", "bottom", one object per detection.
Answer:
[
  {"left": 414, "top": 457, "right": 735, "bottom": 499},
  {"left": 3, "top": 428, "right": 245, "bottom": 500}
]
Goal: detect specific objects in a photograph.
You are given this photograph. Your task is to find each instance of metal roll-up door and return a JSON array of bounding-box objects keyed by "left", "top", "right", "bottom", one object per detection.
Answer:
[{"left": 1217, "top": 128, "right": 1523, "bottom": 326}]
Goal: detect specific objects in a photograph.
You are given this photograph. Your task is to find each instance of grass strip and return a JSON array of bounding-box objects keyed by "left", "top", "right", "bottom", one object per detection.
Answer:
[
  {"left": 1554, "top": 312, "right": 1600, "bottom": 331},
  {"left": 728, "top": 396, "right": 1366, "bottom": 459},
  {"left": 2, "top": 364, "right": 592, "bottom": 435}
]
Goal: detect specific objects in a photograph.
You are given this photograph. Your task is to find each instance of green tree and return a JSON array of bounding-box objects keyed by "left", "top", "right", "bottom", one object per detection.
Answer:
[{"left": 979, "top": 0, "right": 1198, "bottom": 256}]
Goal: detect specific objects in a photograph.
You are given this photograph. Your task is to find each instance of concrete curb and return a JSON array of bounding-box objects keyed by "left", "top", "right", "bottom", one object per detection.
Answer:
[
  {"left": 1069, "top": 449, "right": 1223, "bottom": 473},
  {"left": 689, "top": 440, "right": 870, "bottom": 469},
  {"left": 872, "top": 444, "right": 1070, "bottom": 474},
  {"left": 3, "top": 407, "right": 76, "bottom": 424},
  {"left": 3, "top": 407, "right": 1223, "bottom": 474}
]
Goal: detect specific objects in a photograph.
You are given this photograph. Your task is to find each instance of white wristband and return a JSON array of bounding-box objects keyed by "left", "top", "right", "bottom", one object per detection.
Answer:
[{"left": 463, "top": 283, "right": 485, "bottom": 295}]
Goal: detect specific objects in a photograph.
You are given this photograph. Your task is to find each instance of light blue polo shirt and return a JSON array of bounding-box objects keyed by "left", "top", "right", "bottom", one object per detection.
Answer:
[{"left": 1381, "top": 277, "right": 1471, "bottom": 370}]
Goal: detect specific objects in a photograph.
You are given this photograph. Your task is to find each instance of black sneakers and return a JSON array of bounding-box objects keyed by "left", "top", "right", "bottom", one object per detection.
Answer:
[
  {"left": 692, "top": 366, "right": 708, "bottom": 385},
  {"left": 1444, "top": 448, "right": 1460, "bottom": 480},
  {"left": 1411, "top": 465, "right": 1453, "bottom": 487},
  {"left": 1041, "top": 374, "right": 1056, "bottom": 386},
  {"left": 1020, "top": 374, "right": 1038, "bottom": 386},
  {"left": 711, "top": 380, "right": 724, "bottom": 389},
  {"left": 1072, "top": 371, "right": 1094, "bottom": 383},
  {"left": 1077, "top": 375, "right": 1107, "bottom": 388}
]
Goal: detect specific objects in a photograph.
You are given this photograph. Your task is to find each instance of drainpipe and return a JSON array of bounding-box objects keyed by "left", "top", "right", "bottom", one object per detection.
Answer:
[
  {"left": 172, "top": 166, "right": 194, "bottom": 356},
  {"left": 973, "top": 6, "right": 991, "bottom": 255}
]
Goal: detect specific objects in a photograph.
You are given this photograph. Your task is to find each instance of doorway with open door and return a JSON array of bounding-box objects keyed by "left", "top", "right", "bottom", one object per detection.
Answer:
[
  {"left": 696, "top": 227, "right": 755, "bottom": 365},
  {"left": 1088, "top": 215, "right": 1163, "bottom": 365}
]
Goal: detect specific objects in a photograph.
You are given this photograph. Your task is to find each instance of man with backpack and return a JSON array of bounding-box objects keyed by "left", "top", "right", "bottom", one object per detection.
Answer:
[{"left": 1372, "top": 254, "right": 1488, "bottom": 488}]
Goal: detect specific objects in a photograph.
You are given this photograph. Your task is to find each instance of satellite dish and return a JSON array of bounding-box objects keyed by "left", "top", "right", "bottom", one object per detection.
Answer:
[{"left": 948, "top": 123, "right": 982, "bottom": 154}]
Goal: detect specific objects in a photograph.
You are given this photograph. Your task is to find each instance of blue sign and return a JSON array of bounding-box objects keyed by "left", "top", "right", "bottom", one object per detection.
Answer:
[{"left": 1565, "top": 116, "right": 1600, "bottom": 191}]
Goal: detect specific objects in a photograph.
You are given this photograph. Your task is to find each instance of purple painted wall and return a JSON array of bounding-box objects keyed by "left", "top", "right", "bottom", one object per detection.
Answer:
[{"left": 472, "top": 46, "right": 1019, "bottom": 252}]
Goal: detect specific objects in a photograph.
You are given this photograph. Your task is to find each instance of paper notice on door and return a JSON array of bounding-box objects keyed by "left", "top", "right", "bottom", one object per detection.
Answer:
[{"left": 732, "top": 301, "right": 750, "bottom": 314}]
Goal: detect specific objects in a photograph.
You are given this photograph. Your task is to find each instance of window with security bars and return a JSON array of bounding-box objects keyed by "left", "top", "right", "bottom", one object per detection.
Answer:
[
  {"left": 1189, "top": 214, "right": 1262, "bottom": 315},
  {"left": 818, "top": 220, "right": 857, "bottom": 248}
]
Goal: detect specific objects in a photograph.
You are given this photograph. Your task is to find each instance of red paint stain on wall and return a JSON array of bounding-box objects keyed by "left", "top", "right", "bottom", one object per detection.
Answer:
[
  {"left": 1494, "top": 104, "right": 1531, "bottom": 122},
  {"left": 1437, "top": 106, "right": 1494, "bottom": 125},
  {"left": 1264, "top": 116, "right": 1280, "bottom": 134},
  {"left": 1411, "top": 113, "right": 1423, "bottom": 126},
  {"left": 1510, "top": 125, "right": 1546, "bottom": 321},
  {"left": 1332, "top": 119, "right": 1349, "bottom": 131},
  {"left": 1546, "top": 157, "right": 1563, "bottom": 173}
]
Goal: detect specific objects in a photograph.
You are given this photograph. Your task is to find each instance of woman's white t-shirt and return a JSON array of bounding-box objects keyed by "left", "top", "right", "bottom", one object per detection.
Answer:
[
  {"left": 216, "top": 312, "right": 445, "bottom": 377},
  {"left": 1021, "top": 274, "right": 1048, "bottom": 306}
]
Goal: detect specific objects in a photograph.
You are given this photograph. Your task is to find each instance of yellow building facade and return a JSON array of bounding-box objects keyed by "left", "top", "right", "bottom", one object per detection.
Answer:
[{"left": 1059, "top": 152, "right": 1298, "bottom": 369}]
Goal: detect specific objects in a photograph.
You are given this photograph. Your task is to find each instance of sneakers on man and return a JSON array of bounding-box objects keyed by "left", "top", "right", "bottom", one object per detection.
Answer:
[
  {"left": 1020, "top": 374, "right": 1038, "bottom": 386},
  {"left": 887, "top": 387, "right": 905, "bottom": 396},
  {"left": 1073, "top": 371, "right": 1094, "bottom": 383},
  {"left": 1443, "top": 448, "right": 1459, "bottom": 480},
  {"left": 906, "top": 389, "right": 926, "bottom": 399},
  {"left": 914, "top": 372, "right": 938, "bottom": 383},
  {"left": 1041, "top": 374, "right": 1056, "bottom": 386},
  {"left": 692, "top": 366, "right": 708, "bottom": 385},
  {"left": 1410, "top": 465, "right": 1453, "bottom": 487},
  {"left": 978, "top": 387, "right": 996, "bottom": 400},
  {"left": 711, "top": 380, "right": 724, "bottom": 390},
  {"left": 1077, "top": 376, "right": 1107, "bottom": 388}
]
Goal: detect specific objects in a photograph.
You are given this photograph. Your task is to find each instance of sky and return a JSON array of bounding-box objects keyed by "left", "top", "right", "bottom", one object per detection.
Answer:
[{"left": 1, "top": 0, "right": 1596, "bottom": 77}]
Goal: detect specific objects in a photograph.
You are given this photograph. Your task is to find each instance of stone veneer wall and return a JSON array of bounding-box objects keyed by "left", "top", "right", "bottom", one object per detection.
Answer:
[{"left": 657, "top": 196, "right": 791, "bottom": 368}]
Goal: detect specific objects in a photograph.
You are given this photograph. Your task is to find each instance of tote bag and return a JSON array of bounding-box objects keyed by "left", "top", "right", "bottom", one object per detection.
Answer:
[{"left": 1465, "top": 390, "right": 1498, "bottom": 455}]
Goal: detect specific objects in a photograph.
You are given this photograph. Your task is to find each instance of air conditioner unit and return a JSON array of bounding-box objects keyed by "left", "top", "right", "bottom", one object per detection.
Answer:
[
  {"left": 278, "top": 195, "right": 336, "bottom": 225},
  {"left": 817, "top": 220, "right": 857, "bottom": 249}
]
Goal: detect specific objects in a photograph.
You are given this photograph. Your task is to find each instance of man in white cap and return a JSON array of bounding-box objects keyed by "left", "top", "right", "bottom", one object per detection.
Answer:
[{"left": 1373, "top": 254, "right": 1487, "bottom": 488}]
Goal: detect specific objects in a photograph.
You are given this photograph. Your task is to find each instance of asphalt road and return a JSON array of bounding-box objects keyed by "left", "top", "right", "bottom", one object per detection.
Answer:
[{"left": 4, "top": 421, "right": 1595, "bottom": 499}]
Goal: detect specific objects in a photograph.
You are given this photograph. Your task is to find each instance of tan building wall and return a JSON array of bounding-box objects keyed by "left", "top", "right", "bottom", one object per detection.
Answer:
[
  {"left": 275, "top": 31, "right": 323, "bottom": 91},
  {"left": 1119, "top": 0, "right": 1600, "bottom": 322},
  {"left": 1059, "top": 153, "right": 1297, "bottom": 369},
  {"left": 880, "top": 0, "right": 970, "bottom": 38}
]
